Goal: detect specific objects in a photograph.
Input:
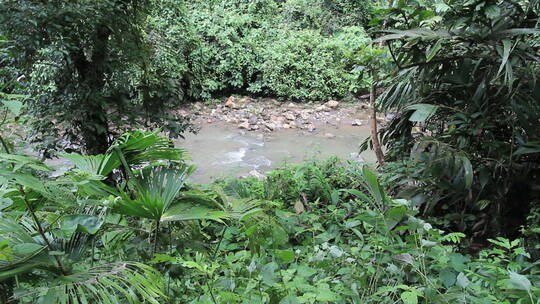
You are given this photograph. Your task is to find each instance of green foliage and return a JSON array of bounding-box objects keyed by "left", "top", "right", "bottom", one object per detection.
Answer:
[
  {"left": 1, "top": 0, "right": 375, "bottom": 156},
  {"left": 1, "top": 133, "right": 539, "bottom": 302},
  {"left": 0, "top": 0, "right": 192, "bottom": 155},
  {"left": 367, "top": 0, "right": 540, "bottom": 236},
  {"left": 162, "top": 163, "right": 540, "bottom": 303},
  {"left": 0, "top": 130, "right": 226, "bottom": 302},
  {"left": 184, "top": 0, "right": 373, "bottom": 101}
]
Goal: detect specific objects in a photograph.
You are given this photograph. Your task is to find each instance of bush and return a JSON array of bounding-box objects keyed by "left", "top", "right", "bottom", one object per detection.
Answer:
[
  {"left": 369, "top": 0, "right": 540, "bottom": 237},
  {"left": 183, "top": 0, "right": 372, "bottom": 101},
  {"left": 172, "top": 163, "right": 540, "bottom": 303},
  {"left": 250, "top": 27, "right": 370, "bottom": 101}
]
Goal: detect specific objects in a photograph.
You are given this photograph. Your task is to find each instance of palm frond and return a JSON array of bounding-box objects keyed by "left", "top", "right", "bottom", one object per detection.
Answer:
[
  {"left": 112, "top": 164, "right": 191, "bottom": 220},
  {"left": 60, "top": 152, "right": 120, "bottom": 177},
  {"left": 0, "top": 218, "right": 54, "bottom": 281},
  {"left": 11, "top": 262, "right": 165, "bottom": 304},
  {"left": 110, "top": 130, "right": 189, "bottom": 166}
]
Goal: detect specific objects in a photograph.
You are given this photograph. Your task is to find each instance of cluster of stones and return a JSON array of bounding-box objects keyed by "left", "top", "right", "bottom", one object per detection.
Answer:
[{"left": 186, "top": 96, "right": 372, "bottom": 133}]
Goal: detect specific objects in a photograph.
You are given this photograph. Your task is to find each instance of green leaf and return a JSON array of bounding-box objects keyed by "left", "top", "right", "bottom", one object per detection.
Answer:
[
  {"left": 458, "top": 154, "right": 473, "bottom": 189},
  {"left": 439, "top": 269, "right": 456, "bottom": 288},
  {"left": 485, "top": 5, "right": 501, "bottom": 19},
  {"left": 0, "top": 98, "right": 24, "bottom": 116},
  {"left": 361, "top": 166, "right": 385, "bottom": 206},
  {"left": 315, "top": 283, "right": 336, "bottom": 301},
  {"left": 0, "top": 171, "right": 48, "bottom": 193},
  {"left": 0, "top": 154, "right": 50, "bottom": 172},
  {"left": 0, "top": 240, "right": 12, "bottom": 261},
  {"left": 161, "top": 203, "right": 227, "bottom": 223},
  {"left": 497, "top": 40, "right": 512, "bottom": 76},
  {"left": 400, "top": 291, "right": 418, "bottom": 304},
  {"left": 426, "top": 39, "right": 443, "bottom": 62},
  {"left": 456, "top": 272, "right": 469, "bottom": 288},
  {"left": 385, "top": 206, "right": 408, "bottom": 230},
  {"left": 406, "top": 104, "right": 438, "bottom": 122},
  {"left": 275, "top": 249, "right": 295, "bottom": 263},
  {"left": 61, "top": 214, "right": 103, "bottom": 236},
  {"left": 449, "top": 253, "right": 470, "bottom": 272},
  {"left": 340, "top": 189, "right": 372, "bottom": 204},
  {"left": 392, "top": 253, "right": 413, "bottom": 265},
  {"left": 12, "top": 243, "right": 44, "bottom": 256},
  {"left": 509, "top": 271, "right": 531, "bottom": 291},
  {"left": 279, "top": 296, "right": 300, "bottom": 304},
  {"left": 261, "top": 262, "right": 278, "bottom": 286}
]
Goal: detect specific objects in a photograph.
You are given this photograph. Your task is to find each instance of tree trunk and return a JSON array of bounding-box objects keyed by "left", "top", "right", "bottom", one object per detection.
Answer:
[
  {"left": 74, "top": 24, "right": 112, "bottom": 155},
  {"left": 370, "top": 72, "right": 385, "bottom": 167}
]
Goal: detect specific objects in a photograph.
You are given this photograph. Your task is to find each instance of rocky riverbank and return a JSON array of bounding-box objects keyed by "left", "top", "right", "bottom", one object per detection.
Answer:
[{"left": 178, "top": 96, "right": 382, "bottom": 135}]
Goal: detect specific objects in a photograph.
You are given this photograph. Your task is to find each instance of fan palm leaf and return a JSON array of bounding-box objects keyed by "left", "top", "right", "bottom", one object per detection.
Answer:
[
  {"left": 11, "top": 262, "right": 165, "bottom": 304},
  {"left": 110, "top": 130, "right": 188, "bottom": 166},
  {"left": 112, "top": 164, "right": 193, "bottom": 221}
]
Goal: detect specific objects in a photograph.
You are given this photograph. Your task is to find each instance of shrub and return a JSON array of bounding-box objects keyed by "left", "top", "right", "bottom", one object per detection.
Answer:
[{"left": 183, "top": 0, "right": 372, "bottom": 101}]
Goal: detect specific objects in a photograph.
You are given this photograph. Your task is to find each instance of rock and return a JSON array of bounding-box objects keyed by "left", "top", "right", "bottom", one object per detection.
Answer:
[
  {"left": 225, "top": 97, "right": 238, "bottom": 108},
  {"left": 288, "top": 102, "right": 296, "bottom": 108},
  {"left": 248, "top": 170, "right": 265, "bottom": 179},
  {"left": 248, "top": 116, "right": 258, "bottom": 124},
  {"left": 305, "top": 124, "right": 315, "bottom": 132},
  {"left": 326, "top": 100, "right": 339, "bottom": 108},
  {"left": 285, "top": 113, "right": 295, "bottom": 121},
  {"left": 250, "top": 125, "right": 259, "bottom": 131},
  {"left": 315, "top": 105, "right": 329, "bottom": 112},
  {"left": 288, "top": 121, "right": 297, "bottom": 128},
  {"left": 265, "top": 122, "right": 276, "bottom": 131},
  {"left": 349, "top": 153, "right": 365, "bottom": 163},
  {"left": 225, "top": 101, "right": 238, "bottom": 109},
  {"left": 324, "top": 133, "right": 335, "bottom": 139},
  {"left": 352, "top": 119, "right": 363, "bottom": 126},
  {"left": 358, "top": 94, "right": 370, "bottom": 99},
  {"left": 238, "top": 122, "right": 250, "bottom": 129},
  {"left": 283, "top": 123, "right": 290, "bottom": 129},
  {"left": 270, "top": 115, "right": 285, "bottom": 123},
  {"left": 239, "top": 96, "right": 251, "bottom": 103}
]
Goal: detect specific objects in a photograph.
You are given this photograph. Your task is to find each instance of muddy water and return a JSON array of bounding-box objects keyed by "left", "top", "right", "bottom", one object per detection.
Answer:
[{"left": 177, "top": 122, "right": 375, "bottom": 183}]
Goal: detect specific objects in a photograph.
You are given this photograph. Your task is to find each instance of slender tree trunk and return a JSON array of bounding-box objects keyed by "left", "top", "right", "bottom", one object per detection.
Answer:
[
  {"left": 152, "top": 219, "right": 160, "bottom": 256},
  {"left": 368, "top": 14, "right": 389, "bottom": 167},
  {"left": 370, "top": 72, "right": 385, "bottom": 167}
]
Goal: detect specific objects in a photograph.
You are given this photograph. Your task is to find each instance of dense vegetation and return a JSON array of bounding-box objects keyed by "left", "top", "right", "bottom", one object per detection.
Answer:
[{"left": 1, "top": 0, "right": 540, "bottom": 303}]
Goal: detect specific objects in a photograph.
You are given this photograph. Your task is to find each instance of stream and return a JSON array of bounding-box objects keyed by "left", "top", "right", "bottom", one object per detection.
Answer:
[{"left": 177, "top": 122, "right": 375, "bottom": 183}]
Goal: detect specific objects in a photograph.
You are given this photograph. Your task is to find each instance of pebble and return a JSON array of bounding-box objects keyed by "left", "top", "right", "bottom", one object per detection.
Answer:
[
  {"left": 238, "top": 122, "right": 250, "bottom": 129},
  {"left": 352, "top": 119, "right": 363, "bottom": 126},
  {"left": 324, "top": 133, "right": 336, "bottom": 139},
  {"left": 265, "top": 122, "right": 276, "bottom": 131}
]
